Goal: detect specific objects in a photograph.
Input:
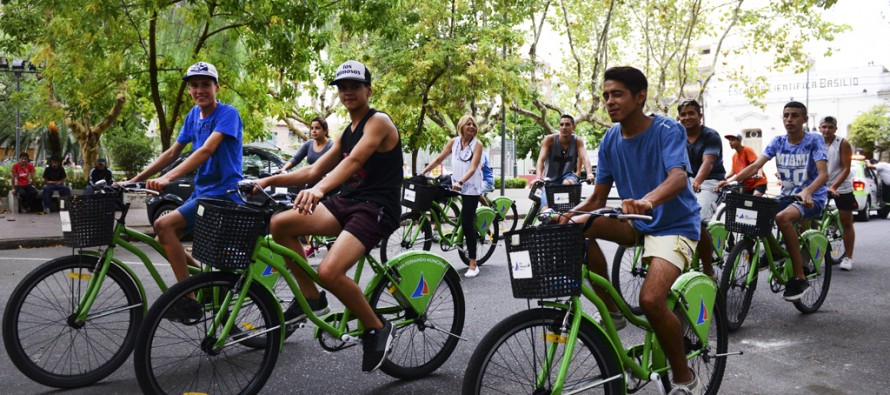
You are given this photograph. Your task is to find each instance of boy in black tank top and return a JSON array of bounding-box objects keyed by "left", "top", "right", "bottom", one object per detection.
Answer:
[
  {"left": 533, "top": 114, "right": 595, "bottom": 208},
  {"left": 256, "top": 61, "right": 401, "bottom": 373}
]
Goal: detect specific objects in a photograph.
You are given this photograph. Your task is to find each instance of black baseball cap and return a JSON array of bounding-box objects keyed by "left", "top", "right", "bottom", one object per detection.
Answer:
[{"left": 329, "top": 60, "right": 372, "bottom": 86}]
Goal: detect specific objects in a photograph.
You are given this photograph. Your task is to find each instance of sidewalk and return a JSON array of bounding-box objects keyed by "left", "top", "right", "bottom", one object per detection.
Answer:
[
  {"left": 0, "top": 187, "right": 593, "bottom": 250},
  {"left": 0, "top": 197, "right": 154, "bottom": 250}
]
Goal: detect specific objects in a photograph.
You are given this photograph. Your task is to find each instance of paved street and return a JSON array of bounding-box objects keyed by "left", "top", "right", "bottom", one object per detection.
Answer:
[{"left": 0, "top": 217, "right": 888, "bottom": 394}]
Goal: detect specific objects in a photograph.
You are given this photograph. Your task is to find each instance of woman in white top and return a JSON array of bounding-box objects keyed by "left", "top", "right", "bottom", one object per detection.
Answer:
[{"left": 421, "top": 115, "right": 484, "bottom": 277}]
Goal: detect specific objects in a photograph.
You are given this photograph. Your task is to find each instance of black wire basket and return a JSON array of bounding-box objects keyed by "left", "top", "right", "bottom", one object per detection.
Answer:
[
  {"left": 61, "top": 194, "right": 119, "bottom": 248},
  {"left": 545, "top": 184, "right": 582, "bottom": 212},
  {"left": 504, "top": 223, "right": 585, "bottom": 299},
  {"left": 402, "top": 180, "right": 441, "bottom": 212},
  {"left": 724, "top": 193, "right": 780, "bottom": 237},
  {"left": 192, "top": 199, "right": 267, "bottom": 270}
]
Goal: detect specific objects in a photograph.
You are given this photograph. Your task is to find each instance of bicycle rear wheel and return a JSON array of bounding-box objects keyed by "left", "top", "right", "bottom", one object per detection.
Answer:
[
  {"left": 458, "top": 218, "right": 500, "bottom": 265},
  {"left": 380, "top": 211, "right": 432, "bottom": 263},
  {"left": 134, "top": 272, "right": 281, "bottom": 395},
  {"left": 719, "top": 239, "right": 758, "bottom": 332},
  {"left": 793, "top": 245, "right": 832, "bottom": 313},
  {"left": 611, "top": 246, "right": 644, "bottom": 315},
  {"left": 462, "top": 308, "right": 623, "bottom": 395},
  {"left": 370, "top": 269, "right": 465, "bottom": 379},
  {"left": 682, "top": 294, "right": 728, "bottom": 395},
  {"left": 823, "top": 223, "right": 844, "bottom": 266},
  {"left": 2, "top": 255, "right": 142, "bottom": 388}
]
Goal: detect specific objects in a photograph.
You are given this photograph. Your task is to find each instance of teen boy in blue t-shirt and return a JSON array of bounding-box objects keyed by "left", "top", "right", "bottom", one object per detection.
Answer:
[
  {"left": 718, "top": 101, "right": 828, "bottom": 301},
  {"left": 560, "top": 66, "right": 703, "bottom": 394},
  {"left": 123, "top": 62, "right": 243, "bottom": 298}
]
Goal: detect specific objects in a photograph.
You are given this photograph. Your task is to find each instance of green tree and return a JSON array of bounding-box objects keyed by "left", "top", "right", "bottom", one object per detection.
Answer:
[
  {"left": 104, "top": 114, "right": 155, "bottom": 179},
  {"left": 848, "top": 104, "right": 890, "bottom": 160}
]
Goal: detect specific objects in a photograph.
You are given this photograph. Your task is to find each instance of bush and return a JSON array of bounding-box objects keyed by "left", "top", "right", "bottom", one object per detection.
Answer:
[
  {"left": 105, "top": 118, "right": 155, "bottom": 179},
  {"left": 508, "top": 178, "right": 528, "bottom": 188}
]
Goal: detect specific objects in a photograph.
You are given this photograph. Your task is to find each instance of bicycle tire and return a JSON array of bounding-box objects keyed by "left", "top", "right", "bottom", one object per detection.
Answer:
[
  {"left": 370, "top": 270, "right": 465, "bottom": 379},
  {"left": 793, "top": 244, "right": 832, "bottom": 313},
  {"left": 683, "top": 292, "right": 729, "bottom": 395},
  {"left": 2, "top": 255, "right": 142, "bottom": 388},
  {"left": 458, "top": 218, "right": 500, "bottom": 266},
  {"left": 496, "top": 202, "right": 519, "bottom": 239},
  {"left": 719, "top": 239, "right": 758, "bottom": 332},
  {"left": 134, "top": 271, "right": 281, "bottom": 395},
  {"left": 462, "top": 308, "right": 623, "bottom": 395},
  {"left": 380, "top": 211, "right": 433, "bottom": 263},
  {"left": 611, "top": 246, "right": 644, "bottom": 315},
  {"left": 823, "top": 222, "right": 844, "bottom": 266}
]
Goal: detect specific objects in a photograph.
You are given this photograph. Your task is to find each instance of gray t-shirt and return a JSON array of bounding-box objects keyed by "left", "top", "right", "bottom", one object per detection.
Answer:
[{"left": 288, "top": 139, "right": 333, "bottom": 167}]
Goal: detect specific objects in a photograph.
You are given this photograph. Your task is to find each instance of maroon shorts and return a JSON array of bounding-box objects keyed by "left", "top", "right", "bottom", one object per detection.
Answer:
[{"left": 322, "top": 196, "right": 399, "bottom": 253}]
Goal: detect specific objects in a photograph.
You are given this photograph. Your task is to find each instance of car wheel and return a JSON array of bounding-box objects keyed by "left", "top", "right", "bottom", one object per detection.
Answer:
[
  {"left": 856, "top": 199, "right": 870, "bottom": 222},
  {"left": 150, "top": 202, "right": 180, "bottom": 226}
]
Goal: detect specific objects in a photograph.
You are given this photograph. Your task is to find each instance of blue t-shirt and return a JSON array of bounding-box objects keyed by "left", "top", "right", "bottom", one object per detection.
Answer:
[
  {"left": 763, "top": 132, "right": 828, "bottom": 203},
  {"left": 176, "top": 102, "right": 243, "bottom": 196},
  {"left": 596, "top": 115, "right": 701, "bottom": 240},
  {"left": 481, "top": 152, "right": 494, "bottom": 185}
]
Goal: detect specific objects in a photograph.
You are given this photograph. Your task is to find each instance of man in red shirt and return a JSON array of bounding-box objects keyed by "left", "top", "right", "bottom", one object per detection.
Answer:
[
  {"left": 724, "top": 133, "right": 768, "bottom": 195},
  {"left": 11, "top": 152, "right": 39, "bottom": 212}
]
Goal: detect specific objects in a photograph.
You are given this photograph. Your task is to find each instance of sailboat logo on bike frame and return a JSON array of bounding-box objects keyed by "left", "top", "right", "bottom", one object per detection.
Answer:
[
  {"left": 261, "top": 265, "right": 277, "bottom": 276},
  {"left": 697, "top": 297, "right": 709, "bottom": 325},
  {"left": 412, "top": 273, "right": 430, "bottom": 298}
]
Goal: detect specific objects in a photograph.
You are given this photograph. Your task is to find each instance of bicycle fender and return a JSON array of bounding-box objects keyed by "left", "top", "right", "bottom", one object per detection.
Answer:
[
  {"left": 800, "top": 229, "right": 829, "bottom": 269},
  {"left": 669, "top": 272, "right": 717, "bottom": 344},
  {"left": 79, "top": 252, "right": 149, "bottom": 314},
  {"left": 490, "top": 196, "right": 514, "bottom": 220},
  {"left": 706, "top": 221, "right": 730, "bottom": 256},
  {"left": 474, "top": 206, "right": 499, "bottom": 236},
  {"left": 383, "top": 251, "right": 457, "bottom": 315}
]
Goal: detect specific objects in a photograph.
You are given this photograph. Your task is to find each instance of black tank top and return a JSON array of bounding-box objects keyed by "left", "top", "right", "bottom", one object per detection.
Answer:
[
  {"left": 339, "top": 109, "right": 403, "bottom": 221},
  {"left": 545, "top": 135, "right": 579, "bottom": 180}
]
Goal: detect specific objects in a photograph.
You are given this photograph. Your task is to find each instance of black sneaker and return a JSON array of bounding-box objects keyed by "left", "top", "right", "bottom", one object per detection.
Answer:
[
  {"left": 283, "top": 291, "right": 330, "bottom": 324},
  {"left": 362, "top": 320, "right": 394, "bottom": 373},
  {"left": 165, "top": 298, "right": 203, "bottom": 324},
  {"left": 783, "top": 278, "right": 809, "bottom": 301}
]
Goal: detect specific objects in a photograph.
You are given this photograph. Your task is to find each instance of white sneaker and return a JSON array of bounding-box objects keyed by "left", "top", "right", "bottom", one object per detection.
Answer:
[
  {"left": 839, "top": 257, "right": 853, "bottom": 271},
  {"left": 465, "top": 267, "right": 480, "bottom": 278},
  {"left": 668, "top": 372, "right": 702, "bottom": 395}
]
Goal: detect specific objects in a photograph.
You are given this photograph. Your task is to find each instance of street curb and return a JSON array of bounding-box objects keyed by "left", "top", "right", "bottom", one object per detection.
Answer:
[{"left": 0, "top": 227, "right": 156, "bottom": 250}]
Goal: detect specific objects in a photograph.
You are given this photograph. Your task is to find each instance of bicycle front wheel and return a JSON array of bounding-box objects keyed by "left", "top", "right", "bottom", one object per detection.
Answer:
[
  {"left": 794, "top": 244, "right": 832, "bottom": 313},
  {"left": 462, "top": 308, "right": 623, "bottom": 395},
  {"left": 2, "top": 254, "right": 142, "bottom": 388},
  {"left": 381, "top": 211, "right": 433, "bottom": 263},
  {"left": 720, "top": 239, "right": 758, "bottom": 332},
  {"left": 134, "top": 272, "right": 281, "bottom": 395},
  {"left": 611, "top": 246, "right": 644, "bottom": 315},
  {"left": 823, "top": 222, "right": 844, "bottom": 266},
  {"left": 370, "top": 270, "right": 465, "bottom": 379},
  {"left": 458, "top": 219, "right": 500, "bottom": 265}
]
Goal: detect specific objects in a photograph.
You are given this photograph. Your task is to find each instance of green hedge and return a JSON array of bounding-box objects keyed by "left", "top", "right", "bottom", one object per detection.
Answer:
[{"left": 494, "top": 177, "right": 528, "bottom": 189}]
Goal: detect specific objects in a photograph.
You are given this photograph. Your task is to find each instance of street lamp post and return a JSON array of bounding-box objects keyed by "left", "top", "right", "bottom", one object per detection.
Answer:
[{"left": 0, "top": 57, "right": 40, "bottom": 157}]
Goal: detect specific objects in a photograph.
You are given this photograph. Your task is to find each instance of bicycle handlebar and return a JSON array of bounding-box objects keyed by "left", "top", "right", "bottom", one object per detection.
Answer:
[
  {"left": 538, "top": 207, "right": 653, "bottom": 225},
  {"left": 95, "top": 180, "right": 159, "bottom": 196}
]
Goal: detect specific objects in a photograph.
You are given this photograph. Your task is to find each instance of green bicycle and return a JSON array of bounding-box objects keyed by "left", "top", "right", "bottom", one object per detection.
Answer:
[
  {"left": 720, "top": 193, "right": 832, "bottom": 332},
  {"left": 818, "top": 197, "right": 845, "bottom": 266},
  {"left": 381, "top": 177, "right": 499, "bottom": 265},
  {"left": 462, "top": 209, "right": 730, "bottom": 394},
  {"left": 133, "top": 185, "right": 465, "bottom": 394},
  {"left": 1, "top": 183, "right": 213, "bottom": 388}
]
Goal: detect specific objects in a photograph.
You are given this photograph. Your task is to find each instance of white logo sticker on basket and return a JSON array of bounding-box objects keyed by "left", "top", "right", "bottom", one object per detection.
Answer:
[
  {"left": 735, "top": 208, "right": 758, "bottom": 226},
  {"left": 404, "top": 189, "right": 416, "bottom": 202},
  {"left": 553, "top": 193, "right": 569, "bottom": 204},
  {"left": 60, "top": 211, "right": 72, "bottom": 232},
  {"left": 534, "top": 188, "right": 543, "bottom": 198},
  {"left": 510, "top": 250, "right": 533, "bottom": 279},
  {"left": 197, "top": 205, "right": 205, "bottom": 216},
  {"left": 275, "top": 187, "right": 287, "bottom": 194}
]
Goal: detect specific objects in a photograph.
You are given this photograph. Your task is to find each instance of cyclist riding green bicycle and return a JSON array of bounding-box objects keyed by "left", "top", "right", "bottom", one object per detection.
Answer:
[
  {"left": 534, "top": 114, "right": 595, "bottom": 209},
  {"left": 717, "top": 101, "right": 828, "bottom": 301},
  {"left": 559, "top": 66, "right": 704, "bottom": 395},
  {"left": 253, "top": 60, "right": 401, "bottom": 373}
]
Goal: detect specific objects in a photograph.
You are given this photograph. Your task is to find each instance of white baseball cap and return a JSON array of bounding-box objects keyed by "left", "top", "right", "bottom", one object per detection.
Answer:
[
  {"left": 182, "top": 62, "right": 218, "bottom": 83},
  {"left": 329, "top": 60, "right": 372, "bottom": 86}
]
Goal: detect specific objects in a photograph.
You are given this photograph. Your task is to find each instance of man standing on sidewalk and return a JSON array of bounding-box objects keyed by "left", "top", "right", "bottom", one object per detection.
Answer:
[
  {"left": 678, "top": 99, "right": 724, "bottom": 280},
  {"left": 819, "top": 116, "right": 856, "bottom": 271}
]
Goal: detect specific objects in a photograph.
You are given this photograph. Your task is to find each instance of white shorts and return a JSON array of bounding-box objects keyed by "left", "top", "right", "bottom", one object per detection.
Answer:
[{"left": 693, "top": 178, "right": 720, "bottom": 223}]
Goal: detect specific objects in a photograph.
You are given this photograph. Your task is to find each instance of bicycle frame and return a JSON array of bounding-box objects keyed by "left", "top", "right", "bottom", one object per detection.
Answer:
[
  {"left": 534, "top": 266, "right": 716, "bottom": 393},
  {"left": 731, "top": 225, "right": 828, "bottom": 290},
  {"left": 205, "top": 234, "right": 455, "bottom": 351}
]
